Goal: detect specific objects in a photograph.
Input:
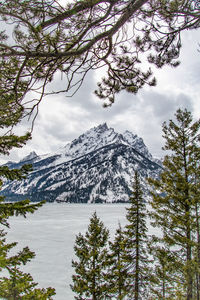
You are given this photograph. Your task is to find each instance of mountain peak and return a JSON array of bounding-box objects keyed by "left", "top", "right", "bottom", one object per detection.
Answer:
[
  {"left": 56, "top": 124, "right": 152, "bottom": 161},
  {"left": 96, "top": 123, "right": 108, "bottom": 131},
  {"left": 62, "top": 123, "right": 117, "bottom": 159},
  {"left": 122, "top": 130, "right": 152, "bottom": 160},
  {"left": 2, "top": 124, "right": 162, "bottom": 203},
  {"left": 123, "top": 130, "right": 137, "bottom": 141},
  {"left": 20, "top": 151, "right": 38, "bottom": 162},
  {"left": 86, "top": 123, "right": 109, "bottom": 135}
]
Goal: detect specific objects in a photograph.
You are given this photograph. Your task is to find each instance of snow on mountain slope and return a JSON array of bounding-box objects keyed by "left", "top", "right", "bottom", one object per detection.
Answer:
[
  {"left": 60, "top": 123, "right": 120, "bottom": 158},
  {"left": 20, "top": 151, "right": 39, "bottom": 162},
  {"left": 123, "top": 130, "right": 153, "bottom": 160},
  {"left": 1, "top": 124, "right": 162, "bottom": 203}
]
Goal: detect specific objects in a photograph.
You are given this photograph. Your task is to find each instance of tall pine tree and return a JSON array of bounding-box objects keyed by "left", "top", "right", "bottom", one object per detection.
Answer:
[
  {"left": 71, "top": 212, "right": 109, "bottom": 300},
  {"left": 149, "top": 240, "right": 179, "bottom": 299},
  {"left": 108, "top": 223, "right": 129, "bottom": 299},
  {"left": 148, "top": 108, "right": 200, "bottom": 300},
  {"left": 190, "top": 143, "right": 200, "bottom": 299},
  {"left": 123, "top": 171, "right": 149, "bottom": 299}
]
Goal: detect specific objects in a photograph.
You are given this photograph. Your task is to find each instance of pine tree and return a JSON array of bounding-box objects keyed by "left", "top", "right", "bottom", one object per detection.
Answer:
[
  {"left": 0, "top": 0, "right": 198, "bottom": 112},
  {"left": 123, "top": 171, "right": 149, "bottom": 299},
  {"left": 148, "top": 108, "right": 200, "bottom": 300},
  {"left": 0, "top": 229, "right": 56, "bottom": 299},
  {"left": 149, "top": 239, "right": 179, "bottom": 299},
  {"left": 190, "top": 146, "right": 200, "bottom": 299},
  {"left": 0, "top": 89, "right": 56, "bottom": 298},
  {"left": 0, "top": 77, "right": 45, "bottom": 228},
  {"left": 108, "top": 223, "right": 129, "bottom": 299},
  {"left": 71, "top": 212, "right": 109, "bottom": 300}
]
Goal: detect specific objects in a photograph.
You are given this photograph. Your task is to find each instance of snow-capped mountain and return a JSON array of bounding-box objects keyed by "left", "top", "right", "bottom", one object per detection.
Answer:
[
  {"left": 20, "top": 151, "right": 39, "bottom": 163},
  {"left": 1, "top": 124, "right": 162, "bottom": 203}
]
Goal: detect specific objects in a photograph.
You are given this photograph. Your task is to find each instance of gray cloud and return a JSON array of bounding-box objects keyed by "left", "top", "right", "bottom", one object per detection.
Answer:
[{"left": 1, "top": 29, "right": 200, "bottom": 164}]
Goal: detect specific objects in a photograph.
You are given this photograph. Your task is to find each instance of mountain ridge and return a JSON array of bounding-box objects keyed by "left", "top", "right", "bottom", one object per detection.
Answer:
[{"left": 1, "top": 124, "right": 162, "bottom": 203}]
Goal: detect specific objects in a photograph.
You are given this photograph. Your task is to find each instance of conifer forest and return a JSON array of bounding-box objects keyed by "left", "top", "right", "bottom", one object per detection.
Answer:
[{"left": 70, "top": 109, "right": 200, "bottom": 300}]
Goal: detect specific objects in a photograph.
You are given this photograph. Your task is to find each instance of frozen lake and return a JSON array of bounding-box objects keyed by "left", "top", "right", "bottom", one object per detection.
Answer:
[{"left": 6, "top": 203, "right": 130, "bottom": 299}]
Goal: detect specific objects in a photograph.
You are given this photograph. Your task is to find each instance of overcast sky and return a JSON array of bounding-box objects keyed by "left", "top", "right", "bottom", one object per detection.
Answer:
[{"left": 1, "top": 29, "right": 200, "bottom": 164}]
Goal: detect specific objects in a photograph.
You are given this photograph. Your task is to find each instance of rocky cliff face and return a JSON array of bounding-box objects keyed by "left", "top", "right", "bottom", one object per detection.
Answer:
[{"left": 1, "top": 124, "right": 162, "bottom": 203}]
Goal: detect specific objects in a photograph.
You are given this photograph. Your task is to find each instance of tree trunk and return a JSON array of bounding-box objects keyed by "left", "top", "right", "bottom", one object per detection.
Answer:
[
  {"left": 162, "top": 269, "right": 165, "bottom": 299},
  {"left": 184, "top": 143, "right": 193, "bottom": 300},
  {"left": 195, "top": 203, "right": 200, "bottom": 300},
  {"left": 92, "top": 251, "right": 96, "bottom": 300},
  {"left": 134, "top": 194, "right": 139, "bottom": 300},
  {"left": 186, "top": 204, "right": 193, "bottom": 300}
]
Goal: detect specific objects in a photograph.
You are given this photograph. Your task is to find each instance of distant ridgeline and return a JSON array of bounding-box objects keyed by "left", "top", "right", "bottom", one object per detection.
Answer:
[{"left": 1, "top": 124, "right": 162, "bottom": 203}]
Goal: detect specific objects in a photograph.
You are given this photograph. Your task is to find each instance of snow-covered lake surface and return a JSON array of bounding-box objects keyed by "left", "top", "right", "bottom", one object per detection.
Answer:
[{"left": 6, "top": 203, "right": 132, "bottom": 300}]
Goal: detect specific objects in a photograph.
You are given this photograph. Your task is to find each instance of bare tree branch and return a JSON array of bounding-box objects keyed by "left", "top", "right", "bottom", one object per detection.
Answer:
[{"left": 0, "top": 0, "right": 199, "bottom": 131}]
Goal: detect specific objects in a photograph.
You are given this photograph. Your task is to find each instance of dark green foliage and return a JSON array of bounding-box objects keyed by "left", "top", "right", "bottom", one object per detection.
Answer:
[
  {"left": 0, "top": 201, "right": 56, "bottom": 299},
  {"left": 105, "top": 171, "right": 150, "bottom": 299},
  {"left": 149, "top": 240, "right": 180, "bottom": 299},
  {"left": 0, "top": 230, "right": 56, "bottom": 299},
  {"left": 0, "top": 268, "right": 55, "bottom": 300},
  {"left": 123, "top": 171, "right": 149, "bottom": 299},
  {"left": 71, "top": 172, "right": 151, "bottom": 299},
  {"left": 0, "top": 88, "right": 31, "bottom": 156},
  {"left": 70, "top": 109, "right": 200, "bottom": 299},
  {"left": 148, "top": 108, "right": 200, "bottom": 299},
  {"left": 0, "top": 198, "right": 45, "bottom": 228},
  {"left": 108, "top": 223, "right": 129, "bottom": 299},
  {"left": 0, "top": 0, "right": 198, "bottom": 115},
  {"left": 0, "top": 182, "right": 55, "bottom": 298},
  {"left": 71, "top": 212, "right": 109, "bottom": 300},
  {"left": 0, "top": 73, "right": 56, "bottom": 298}
]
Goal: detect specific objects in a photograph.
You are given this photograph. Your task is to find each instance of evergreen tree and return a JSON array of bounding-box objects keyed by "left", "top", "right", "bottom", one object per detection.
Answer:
[
  {"left": 149, "top": 240, "right": 179, "bottom": 299},
  {"left": 0, "top": 76, "right": 44, "bottom": 228},
  {"left": 0, "top": 230, "right": 56, "bottom": 299},
  {"left": 123, "top": 171, "right": 149, "bottom": 299},
  {"left": 71, "top": 212, "right": 109, "bottom": 300},
  {"left": 0, "top": 87, "right": 56, "bottom": 298},
  {"left": 108, "top": 223, "right": 129, "bottom": 299},
  {"left": 190, "top": 147, "right": 200, "bottom": 299},
  {"left": 148, "top": 108, "right": 200, "bottom": 300}
]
